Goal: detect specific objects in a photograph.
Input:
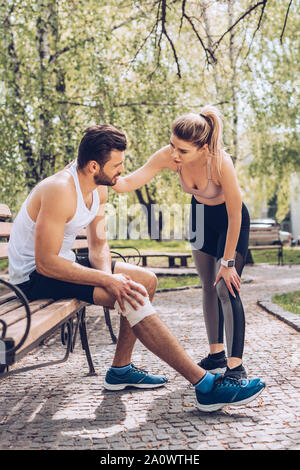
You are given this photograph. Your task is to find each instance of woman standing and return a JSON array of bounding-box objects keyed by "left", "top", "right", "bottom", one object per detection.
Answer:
[{"left": 113, "top": 106, "right": 250, "bottom": 380}]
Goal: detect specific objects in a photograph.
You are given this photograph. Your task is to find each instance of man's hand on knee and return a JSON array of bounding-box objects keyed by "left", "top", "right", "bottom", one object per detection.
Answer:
[
  {"left": 105, "top": 274, "right": 147, "bottom": 312},
  {"left": 114, "top": 292, "right": 156, "bottom": 328}
]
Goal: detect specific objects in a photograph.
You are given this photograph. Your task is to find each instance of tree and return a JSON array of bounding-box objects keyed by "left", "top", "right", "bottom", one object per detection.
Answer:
[{"left": 0, "top": 0, "right": 298, "bottom": 229}]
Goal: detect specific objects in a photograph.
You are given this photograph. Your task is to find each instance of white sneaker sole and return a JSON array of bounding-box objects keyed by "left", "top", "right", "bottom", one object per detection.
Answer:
[
  {"left": 104, "top": 380, "right": 167, "bottom": 391},
  {"left": 197, "top": 386, "right": 265, "bottom": 413}
]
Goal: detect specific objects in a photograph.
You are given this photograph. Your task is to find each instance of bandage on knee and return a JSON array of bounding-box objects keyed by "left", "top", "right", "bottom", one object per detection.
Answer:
[{"left": 114, "top": 292, "right": 156, "bottom": 327}]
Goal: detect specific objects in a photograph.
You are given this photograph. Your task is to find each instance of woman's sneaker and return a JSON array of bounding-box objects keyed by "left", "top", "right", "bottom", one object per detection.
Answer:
[
  {"left": 224, "top": 364, "right": 247, "bottom": 380},
  {"left": 196, "top": 375, "right": 265, "bottom": 412},
  {"left": 104, "top": 364, "right": 168, "bottom": 391},
  {"left": 198, "top": 352, "right": 227, "bottom": 374}
]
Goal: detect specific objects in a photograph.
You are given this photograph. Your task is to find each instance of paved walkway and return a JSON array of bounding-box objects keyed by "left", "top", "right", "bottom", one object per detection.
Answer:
[{"left": 0, "top": 265, "right": 299, "bottom": 450}]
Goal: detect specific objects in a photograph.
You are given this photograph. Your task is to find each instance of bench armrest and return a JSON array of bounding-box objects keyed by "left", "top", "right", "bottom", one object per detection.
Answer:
[{"left": 0, "top": 278, "right": 31, "bottom": 366}]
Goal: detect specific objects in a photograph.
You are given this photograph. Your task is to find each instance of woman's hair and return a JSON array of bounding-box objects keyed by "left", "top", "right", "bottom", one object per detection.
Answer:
[
  {"left": 77, "top": 124, "right": 127, "bottom": 170},
  {"left": 171, "top": 105, "right": 228, "bottom": 176}
]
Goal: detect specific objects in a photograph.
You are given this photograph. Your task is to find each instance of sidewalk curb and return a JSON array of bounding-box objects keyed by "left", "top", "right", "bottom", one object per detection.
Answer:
[
  {"left": 157, "top": 285, "right": 201, "bottom": 293},
  {"left": 257, "top": 296, "right": 300, "bottom": 332},
  {"left": 157, "top": 278, "right": 253, "bottom": 293}
]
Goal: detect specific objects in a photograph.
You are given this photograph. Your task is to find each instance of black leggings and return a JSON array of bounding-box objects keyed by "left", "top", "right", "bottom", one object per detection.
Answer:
[{"left": 190, "top": 197, "right": 250, "bottom": 359}]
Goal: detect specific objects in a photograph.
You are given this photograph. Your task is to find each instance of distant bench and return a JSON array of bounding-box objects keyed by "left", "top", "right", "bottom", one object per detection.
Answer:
[
  {"left": 247, "top": 244, "right": 284, "bottom": 265},
  {"left": 136, "top": 252, "right": 192, "bottom": 268},
  {"left": 74, "top": 242, "right": 284, "bottom": 268}
]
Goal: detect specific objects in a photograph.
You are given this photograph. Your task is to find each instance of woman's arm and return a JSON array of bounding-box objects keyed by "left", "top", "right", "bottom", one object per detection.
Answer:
[
  {"left": 214, "top": 156, "right": 243, "bottom": 296},
  {"left": 220, "top": 156, "right": 242, "bottom": 261},
  {"left": 112, "top": 145, "right": 173, "bottom": 193}
]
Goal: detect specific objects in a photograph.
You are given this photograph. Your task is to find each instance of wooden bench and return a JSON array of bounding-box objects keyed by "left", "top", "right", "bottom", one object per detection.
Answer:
[
  {"left": 0, "top": 203, "right": 118, "bottom": 380},
  {"left": 247, "top": 244, "right": 284, "bottom": 265},
  {"left": 137, "top": 252, "right": 192, "bottom": 268}
]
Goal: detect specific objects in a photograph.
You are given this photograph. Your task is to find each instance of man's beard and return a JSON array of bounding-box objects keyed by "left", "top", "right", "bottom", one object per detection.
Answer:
[{"left": 93, "top": 168, "right": 119, "bottom": 186}]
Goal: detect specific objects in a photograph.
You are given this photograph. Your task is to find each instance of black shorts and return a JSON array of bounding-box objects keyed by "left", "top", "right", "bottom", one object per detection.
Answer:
[
  {"left": 15, "top": 257, "right": 117, "bottom": 304},
  {"left": 190, "top": 197, "right": 250, "bottom": 261}
]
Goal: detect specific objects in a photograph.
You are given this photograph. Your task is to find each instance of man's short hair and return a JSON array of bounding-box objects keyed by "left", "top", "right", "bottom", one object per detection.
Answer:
[{"left": 77, "top": 124, "right": 127, "bottom": 169}]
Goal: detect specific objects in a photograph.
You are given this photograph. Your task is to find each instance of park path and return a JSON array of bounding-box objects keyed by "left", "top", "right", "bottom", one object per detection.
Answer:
[{"left": 0, "top": 264, "right": 299, "bottom": 450}]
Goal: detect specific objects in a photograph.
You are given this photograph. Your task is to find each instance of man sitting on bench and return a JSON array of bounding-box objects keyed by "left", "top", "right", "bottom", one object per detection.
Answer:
[{"left": 7, "top": 124, "right": 264, "bottom": 412}]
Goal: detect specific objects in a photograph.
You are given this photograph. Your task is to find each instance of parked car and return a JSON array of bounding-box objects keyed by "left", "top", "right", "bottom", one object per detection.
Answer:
[{"left": 249, "top": 218, "right": 292, "bottom": 246}]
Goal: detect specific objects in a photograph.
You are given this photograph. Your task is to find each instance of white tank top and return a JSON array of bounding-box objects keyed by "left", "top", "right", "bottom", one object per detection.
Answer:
[{"left": 8, "top": 161, "right": 100, "bottom": 284}]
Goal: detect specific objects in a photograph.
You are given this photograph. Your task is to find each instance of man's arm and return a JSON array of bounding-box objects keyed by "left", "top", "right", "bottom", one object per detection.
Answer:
[
  {"left": 86, "top": 185, "right": 148, "bottom": 310},
  {"left": 35, "top": 180, "right": 147, "bottom": 310},
  {"left": 34, "top": 180, "right": 112, "bottom": 287},
  {"left": 86, "top": 186, "right": 111, "bottom": 273}
]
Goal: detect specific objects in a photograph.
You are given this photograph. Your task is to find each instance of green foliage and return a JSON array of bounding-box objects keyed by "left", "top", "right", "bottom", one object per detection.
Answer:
[
  {"left": 244, "top": 0, "right": 300, "bottom": 221},
  {"left": 0, "top": 0, "right": 298, "bottom": 223}
]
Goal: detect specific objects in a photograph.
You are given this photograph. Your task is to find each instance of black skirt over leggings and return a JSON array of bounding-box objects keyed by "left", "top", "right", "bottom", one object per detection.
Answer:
[
  {"left": 190, "top": 197, "right": 250, "bottom": 359},
  {"left": 190, "top": 197, "right": 250, "bottom": 260}
]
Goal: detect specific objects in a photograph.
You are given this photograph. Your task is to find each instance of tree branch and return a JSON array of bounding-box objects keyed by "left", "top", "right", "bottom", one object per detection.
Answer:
[
  {"left": 55, "top": 99, "right": 230, "bottom": 108},
  {"left": 213, "top": 0, "right": 268, "bottom": 52},
  {"left": 49, "top": 13, "right": 146, "bottom": 64},
  {"left": 154, "top": 0, "right": 181, "bottom": 78},
  {"left": 280, "top": 0, "right": 293, "bottom": 44},
  {"left": 182, "top": 11, "right": 217, "bottom": 65},
  {"left": 245, "top": 0, "right": 268, "bottom": 58}
]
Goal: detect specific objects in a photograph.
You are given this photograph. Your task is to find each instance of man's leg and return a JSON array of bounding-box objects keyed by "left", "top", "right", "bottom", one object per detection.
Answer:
[
  {"left": 93, "top": 261, "right": 205, "bottom": 385},
  {"left": 111, "top": 262, "right": 157, "bottom": 368},
  {"left": 21, "top": 263, "right": 265, "bottom": 411}
]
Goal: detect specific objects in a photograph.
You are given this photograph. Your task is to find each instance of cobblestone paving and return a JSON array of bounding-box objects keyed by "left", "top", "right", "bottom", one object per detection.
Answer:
[{"left": 0, "top": 264, "right": 299, "bottom": 450}]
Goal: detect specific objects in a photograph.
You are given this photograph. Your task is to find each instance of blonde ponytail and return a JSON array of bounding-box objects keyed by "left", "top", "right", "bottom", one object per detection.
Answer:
[{"left": 171, "top": 105, "right": 228, "bottom": 177}]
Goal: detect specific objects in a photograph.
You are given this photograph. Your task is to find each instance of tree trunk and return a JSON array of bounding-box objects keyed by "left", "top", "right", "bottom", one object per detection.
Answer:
[
  {"left": 4, "top": 11, "right": 38, "bottom": 189},
  {"left": 202, "top": 1, "right": 221, "bottom": 95},
  {"left": 227, "top": 0, "right": 239, "bottom": 164},
  {"left": 135, "top": 187, "right": 162, "bottom": 240},
  {"left": 36, "top": 1, "right": 55, "bottom": 180}
]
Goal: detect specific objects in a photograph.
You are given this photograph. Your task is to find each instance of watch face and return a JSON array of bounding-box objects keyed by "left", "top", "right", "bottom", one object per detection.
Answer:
[{"left": 228, "top": 260, "right": 235, "bottom": 267}]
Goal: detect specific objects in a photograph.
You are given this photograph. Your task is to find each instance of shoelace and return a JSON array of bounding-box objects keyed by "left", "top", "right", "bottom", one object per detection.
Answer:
[
  {"left": 214, "top": 375, "right": 241, "bottom": 388},
  {"left": 131, "top": 364, "right": 149, "bottom": 375}
]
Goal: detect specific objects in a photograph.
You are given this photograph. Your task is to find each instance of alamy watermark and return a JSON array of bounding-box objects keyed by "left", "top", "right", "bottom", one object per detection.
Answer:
[{"left": 100, "top": 195, "right": 204, "bottom": 251}]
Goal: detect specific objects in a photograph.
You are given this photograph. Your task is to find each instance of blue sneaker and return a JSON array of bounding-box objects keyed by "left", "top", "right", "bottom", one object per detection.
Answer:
[
  {"left": 104, "top": 364, "right": 168, "bottom": 391},
  {"left": 196, "top": 375, "right": 265, "bottom": 412}
]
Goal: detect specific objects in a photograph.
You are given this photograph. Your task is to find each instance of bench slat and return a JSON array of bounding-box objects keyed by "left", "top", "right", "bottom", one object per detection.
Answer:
[
  {"left": 139, "top": 252, "right": 191, "bottom": 257},
  {"left": 0, "top": 204, "right": 12, "bottom": 221},
  {"left": 0, "top": 298, "right": 25, "bottom": 316},
  {"left": 0, "top": 291, "right": 17, "bottom": 305},
  {"left": 0, "top": 222, "right": 12, "bottom": 238},
  {"left": 249, "top": 245, "right": 282, "bottom": 250},
  {"left": 5, "top": 298, "right": 86, "bottom": 356},
  {"left": 0, "top": 243, "right": 8, "bottom": 259},
  {"left": 0, "top": 299, "right": 54, "bottom": 330}
]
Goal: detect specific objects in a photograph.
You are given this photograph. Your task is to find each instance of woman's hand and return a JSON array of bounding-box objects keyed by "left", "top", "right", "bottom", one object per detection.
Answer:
[{"left": 214, "top": 266, "right": 241, "bottom": 298}]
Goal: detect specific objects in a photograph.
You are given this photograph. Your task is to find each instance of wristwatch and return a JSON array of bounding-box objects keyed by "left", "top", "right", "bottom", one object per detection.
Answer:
[{"left": 221, "top": 258, "right": 235, "bottom": 268}]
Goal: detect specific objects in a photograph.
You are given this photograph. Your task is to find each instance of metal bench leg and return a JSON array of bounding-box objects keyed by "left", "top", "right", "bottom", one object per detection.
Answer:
[
  {"left": 180, "top": 257, "right": 188, "bottom": 267},
  {"left": 278, "top": 247, "right": 284, "bottom": 265},
  {"left": 104, "top": 307, "right": 117, "bottom": 344},
  {"left": 79, "top": 307, "right": 97, "bottom": 376}
]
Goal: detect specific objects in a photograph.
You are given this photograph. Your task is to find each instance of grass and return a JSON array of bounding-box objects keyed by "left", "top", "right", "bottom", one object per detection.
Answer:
[
  {"left": 109, "top": 241, "right": 300, "bottom": 267},
  {"left": 272, "top": 291, "right": 300, "bottom": 315},
  {"left": 109, "top": 239, "right": 191, "bottom": 252},
  {"left": 157, "top": 274, "right": 200, "bottom": 290},
  {"left": 0, "top": 259, "right": 8, "bottom": 271},
  {"left": 251, "top": 247, "right": 300, "bottom": 265}
]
